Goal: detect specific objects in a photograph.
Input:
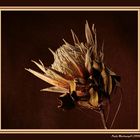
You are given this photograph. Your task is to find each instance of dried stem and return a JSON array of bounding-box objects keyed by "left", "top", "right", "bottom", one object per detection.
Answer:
[
  {"left": 99, "top": 108, "right": 107, "bottom": 129},
  {"left": 110, "top": 87, "right": 123, "bottom": 128},
  {"left": 105, "top": 100, "right": 110, "bottom": 123}
]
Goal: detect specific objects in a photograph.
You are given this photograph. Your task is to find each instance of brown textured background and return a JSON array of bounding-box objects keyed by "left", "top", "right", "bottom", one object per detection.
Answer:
[{"left": 1, "top": 11, "right": 138, "bottom": 129}]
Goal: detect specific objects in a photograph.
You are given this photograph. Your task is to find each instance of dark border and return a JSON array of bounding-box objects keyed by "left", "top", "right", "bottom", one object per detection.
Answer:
[
  {"left": 0, "top": 0, "right": 140, "bottom": 6},
  {"left": 0, "top": 2, "right": 140, "bottom": 140},
  {"left": 0, "top": 134, "right": 140, "bottom": 140},
  {"left": 0, "top": 134, "right": 112, "bottom": 140}
]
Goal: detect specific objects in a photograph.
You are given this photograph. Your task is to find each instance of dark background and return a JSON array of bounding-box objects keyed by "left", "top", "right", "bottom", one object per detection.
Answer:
[
  {"left": 1, "top": 11, "right": 138, "bottom": 129},
  {"left": 0, "top": 0, "right": 140, "bottom": 6}
]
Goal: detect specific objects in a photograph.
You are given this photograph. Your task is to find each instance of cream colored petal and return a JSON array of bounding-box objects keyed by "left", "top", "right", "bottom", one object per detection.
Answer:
[
  {"left": 85, "top": 47, "right": 92, "bottom": 73},
  {"left": 31, "top": 60, "right": 46, "bottom": 73},
  {"left": 85, "top": 20, "right": 94, "bottom": 46},
  {"left": 89, "top": 87, "right": 99, "bottom": 107},
  {"left": 69, "top": 80, "right": 76, "bottom": 93},
  {"left": 47, "top": 68, "right": 70, "bottom": 85},
  {"left": 108, "top": 75, "right": 112, "bottom": 95},
  {"left": 71, "top": 29, "right": 80, "bottom": 45},
  {"left": 41, "top": 86, "right": 68, "bottom": 93},
  {"left": 25, "top": 68, "right": 67, "bottom": 88},
  {"left": 62, "top": 46, "right": 83, "bottom": 77},
  {"left": 101, "top": 68, "right": 108, "bottom": 92},
  {"left": 92, "top": 24, "right": 97, "bottom": 49}
]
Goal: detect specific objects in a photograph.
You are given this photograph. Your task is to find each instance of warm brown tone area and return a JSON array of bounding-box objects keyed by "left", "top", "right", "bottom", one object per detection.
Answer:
[{"left": 1, "top": 11, "right": 138, "bottom": 129}]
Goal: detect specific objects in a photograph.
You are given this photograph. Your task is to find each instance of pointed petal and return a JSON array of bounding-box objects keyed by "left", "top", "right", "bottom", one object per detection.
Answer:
[
  {"left": 85, "top": 20, "right": 94, "bottom": 46},
  {"left": 101, "top": 40, "right": 104, "bottom": 53},
  {"left": 41, "top": 86, "right": 68, "bottom": 93},
  {"left": 85, "top": 47, "right": 92, "bottom": 74},
  {"left": 48, "top": 48, "right": 56, "bottom": 58},
  {"left": 39, "top": 59, "right": 44, "bottom": 67},
  {"left": 25, "top": 68, "right": 67, "bottom": 88},
  {"left": 92, "top": 24, "right": 97, "bottom": 48},
  {"left": 48, "top": 68, "right": 73, "bottom": 80},
  {"left": 48, "top": 68, "right": 70, "bottom": 84},
  {"left": 108, "top": 75, "right": 112, "bottom": 95},
  {"left": 63, "top": 39, "right": 72, "bottom": 46},
  {"left": 101, "top": 68, "right": 108, "bottom": 93},
  {"left": 71, "top": 29, "right": 80, "bottom": 45},
  {"left": 31, "top": 60, "right": 46, "bottom": 73}
]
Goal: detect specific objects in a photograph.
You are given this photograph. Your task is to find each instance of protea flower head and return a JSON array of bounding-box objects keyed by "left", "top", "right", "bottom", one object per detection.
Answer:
[{"left": 25, "top": 21, "right": 121, "bottom": 128}]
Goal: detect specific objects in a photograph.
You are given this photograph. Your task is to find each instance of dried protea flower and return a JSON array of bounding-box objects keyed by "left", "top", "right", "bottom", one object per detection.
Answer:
[{"left": 26, "top": 21, "right": 122, "bottom": 129}]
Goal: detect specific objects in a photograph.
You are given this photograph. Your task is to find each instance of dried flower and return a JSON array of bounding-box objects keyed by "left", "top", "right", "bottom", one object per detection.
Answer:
[{"left": 25, "top": 21, "right": 122, "bottom": 129}]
